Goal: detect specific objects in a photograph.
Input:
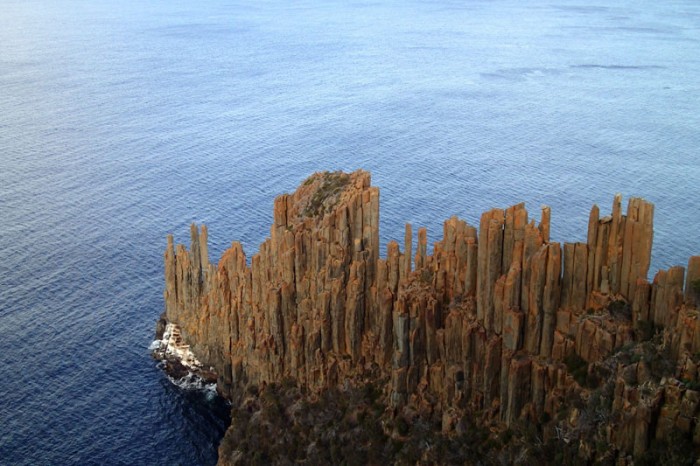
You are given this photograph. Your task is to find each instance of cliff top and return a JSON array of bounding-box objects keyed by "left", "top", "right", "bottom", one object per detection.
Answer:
[{"left": 275, "top": 170, "right": 371, "bottom": 226}]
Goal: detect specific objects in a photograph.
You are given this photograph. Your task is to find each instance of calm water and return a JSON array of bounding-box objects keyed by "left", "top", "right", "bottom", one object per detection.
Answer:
[{"left": 1, "top": 0, "right": 699, "bottom": 464}]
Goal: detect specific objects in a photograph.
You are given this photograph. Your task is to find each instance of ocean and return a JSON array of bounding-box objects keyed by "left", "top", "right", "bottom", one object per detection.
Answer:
[{"left": 1, "top": 0, "right": 699, "bottom": 464}]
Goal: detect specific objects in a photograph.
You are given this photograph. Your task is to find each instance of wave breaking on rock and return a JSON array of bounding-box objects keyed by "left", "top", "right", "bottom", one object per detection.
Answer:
[{"left": 151, "top": 320, "right": 218, "bottom": 392}]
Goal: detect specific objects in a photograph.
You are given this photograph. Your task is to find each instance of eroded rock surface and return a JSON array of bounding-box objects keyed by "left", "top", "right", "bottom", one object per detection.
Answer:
[{"left": 161, "top": 170, "right": 700, "bottom": 464}]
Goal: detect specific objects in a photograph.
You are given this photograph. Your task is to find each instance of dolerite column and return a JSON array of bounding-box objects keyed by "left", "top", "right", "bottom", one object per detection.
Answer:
[
  {"left": 377, "top": 261, "right": 394, "bottom": 366},
  {"left": 465, "top": 235, "right": 478, "bottom": 298},
  {"left": 330, "top": 274, "right": 346, "bottom": 355},
  {"left": 586, "top": 204, "right": 600, "bottom": 297},
  {"left": 540, "top": 243, "right": 561, "bottom": 358},
  {"left": 684, "top": 256, "right": 700, "bottom": 306},
  {"left": 571, "top": 243, "right": 588, "bottom": 311},
  {"left": 561, "top": 242, "right": 588, "bottom": 312},
  {"left": 189, "top": 223, "right": 203, "bottom": 298},
  {"left": 345, "top": 259, "right": 365, "bottom": 362},
  {"left": 520, "top": 217, "right": 546, "bottom": 316},
  {"left": 632, "top": 279, "right": 652, "bottom": 330},
  {"left": 477, "top": 208, "right": 505, "bottom": 333},
  {"left": 503, "top": 203, "right": 527, "bottom": 273},
  {"left": 385, "top": 240, "right": 399, "bottom": 294},
  {"left": 391, "top": 295, "right": 410, "bottom": 407},
  {"left": 525, "top": 245, "right": 547, "bottom": 354},
  {"left": 415, "top": 227, "right": 427, "bottom": 270},
  {"left": 505, "top": 354, "right": 532, "bottom": 426},
  {"left": 175, "top": 243, "right": 189, "bottom": 316},
  {"left": 653, "top": 266, "right": 685, "bottom": 328},
  {"left": 593, "top": 217, "right": 610, "bottom": 294},
  {"left": 607, "top": 194, "right": 626, "bottom": 295},
  {"left": 539, "top": 206, "right": 551, "bottom": 243},
  {"left": 164, "top": 234, "right": 178, "bottom": 318},
  {"left": 200, "top": 225, "right": 210, "bottom": 293},
  {"left": 561, "top": 243, "right": 575, "bottom": 309},
  {"left": 620, "top": 198, "right": 654, "bottom": 301},
  {"left": 404, "top": 223, "right": 413, "bottom": 279},
  {"left": 363, "top": 187, "right": 380, "bottom": 322}
]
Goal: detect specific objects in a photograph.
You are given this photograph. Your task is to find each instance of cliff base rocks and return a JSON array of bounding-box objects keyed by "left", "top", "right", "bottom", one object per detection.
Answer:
[{"left": 152, "top": 315, "right": 218, "bottom": 387}]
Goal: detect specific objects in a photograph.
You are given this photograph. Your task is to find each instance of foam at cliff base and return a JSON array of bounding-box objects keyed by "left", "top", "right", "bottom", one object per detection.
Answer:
[{"left": 151, "top": 323, "right": 216, "bottom": 392}]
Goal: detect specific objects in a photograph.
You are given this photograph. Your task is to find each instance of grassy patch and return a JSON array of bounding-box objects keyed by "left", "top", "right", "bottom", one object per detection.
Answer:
[{"left": 303, "top": 171, "right": 350, "bottom": 218}]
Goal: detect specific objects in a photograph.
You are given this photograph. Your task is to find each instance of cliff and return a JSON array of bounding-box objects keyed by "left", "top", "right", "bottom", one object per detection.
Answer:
[{"left": 161, "top": 170, "right": 700, "bottom": 464}]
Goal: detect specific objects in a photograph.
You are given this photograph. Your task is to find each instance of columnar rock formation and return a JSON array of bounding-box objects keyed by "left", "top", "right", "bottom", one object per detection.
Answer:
[{"left": 162, "top": 170, "right": 700, "bottom": 461}]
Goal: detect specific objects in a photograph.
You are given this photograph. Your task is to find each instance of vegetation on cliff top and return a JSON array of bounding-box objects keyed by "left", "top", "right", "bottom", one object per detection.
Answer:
[
  {"left": 218, "top": 379, "right": 535, "bottom": 466},
  {"left": 302, "top": 171, "right": 350, "bottom": 218},
  {"left": 217, "top": 330, "right": 698, "bottom": 465}
]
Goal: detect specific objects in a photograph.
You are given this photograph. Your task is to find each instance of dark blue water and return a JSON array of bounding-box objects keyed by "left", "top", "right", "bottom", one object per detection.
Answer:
[{"left": 1, "top": 0, "right": 699, "bottom": 464}]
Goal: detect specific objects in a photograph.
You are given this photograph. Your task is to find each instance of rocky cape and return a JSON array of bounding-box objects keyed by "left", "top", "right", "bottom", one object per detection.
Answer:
[{"left": 159, "top": 170, "right": 700, "bottom": 465}]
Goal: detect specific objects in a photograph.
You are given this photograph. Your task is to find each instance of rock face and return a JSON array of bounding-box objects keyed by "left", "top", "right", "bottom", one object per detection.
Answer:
[{"left": 162, "top": 170, "right": 700, "bottom": 463}]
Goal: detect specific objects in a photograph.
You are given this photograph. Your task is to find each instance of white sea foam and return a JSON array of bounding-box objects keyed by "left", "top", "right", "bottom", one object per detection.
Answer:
[
  {"left": 151, "top": 323, "right": 205, "bottom": 369},
  {"left": 147, "top": 339, "right": 161, "bottom": 351},
  {"left": 152, "top": 323, "right": 217, "bottom": 393},
  {"left": 168, "top": 372, "right": 212, "bottom": 391}
]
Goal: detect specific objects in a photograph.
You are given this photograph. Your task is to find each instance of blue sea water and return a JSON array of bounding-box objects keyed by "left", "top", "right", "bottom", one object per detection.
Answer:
[{"left": 1, "top": 0, "right": 699, "bottom": 464}]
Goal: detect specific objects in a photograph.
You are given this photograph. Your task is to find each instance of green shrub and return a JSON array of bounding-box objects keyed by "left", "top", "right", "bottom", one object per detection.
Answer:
[
  {"left": 635, "top": 320, "right": 656, "bottom": 341},
  {"left": 420, "top": 268, "right": 433, "bottom": 285},
  {"left": 690, "top": 279, "right": 700, "bottom": 305},
  {"left": 691, "top": 278, "right": 700, "bottom": 294},
  {"left": 564, "top": 352, "right": 588, "bottom": 386},
  {"left": 637, "top": 430, "right": 696, "bottom": 465},
  {"left": 682, "top": 378, "right": 700, "bottom": 391},
  {"left": 395, "top": 416, "right": 410, "bottom": 436},
  {"left": 609, "top": 299, "right": 631, "bottom": 320}
]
